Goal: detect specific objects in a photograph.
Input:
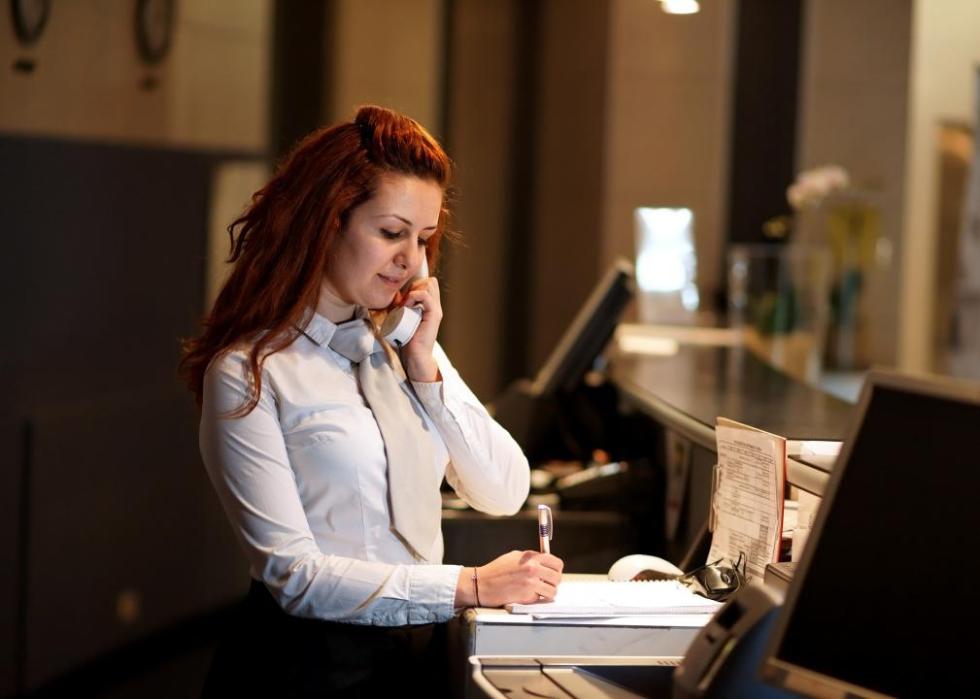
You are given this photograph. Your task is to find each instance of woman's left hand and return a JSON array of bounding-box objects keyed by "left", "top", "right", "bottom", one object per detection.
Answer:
[{"left": 398, "top": 274, "right": 442, "bottom": 382}]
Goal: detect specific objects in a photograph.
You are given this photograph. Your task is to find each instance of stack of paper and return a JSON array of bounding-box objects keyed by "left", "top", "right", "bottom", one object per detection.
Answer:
[
  {"left": 506, "top": 580, "right": 721, "bottom": 618},
  {"left": 709, "top": 418, "right": 786, "bottom": 581}
]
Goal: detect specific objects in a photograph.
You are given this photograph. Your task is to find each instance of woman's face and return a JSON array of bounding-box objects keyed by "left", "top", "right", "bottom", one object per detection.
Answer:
[{"left": 323, "top": 173, "right": 442, "bottom": 312}]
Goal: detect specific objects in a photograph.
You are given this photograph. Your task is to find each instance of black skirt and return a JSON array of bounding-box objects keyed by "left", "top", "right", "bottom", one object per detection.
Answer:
[{"left": 203, "top": 580, "right": 450, "bottom": 698}]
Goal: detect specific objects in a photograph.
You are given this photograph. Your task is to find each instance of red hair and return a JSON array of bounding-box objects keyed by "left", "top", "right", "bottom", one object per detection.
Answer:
[{"left": 179, "top": 105, "right": 454, "bottom": 414}]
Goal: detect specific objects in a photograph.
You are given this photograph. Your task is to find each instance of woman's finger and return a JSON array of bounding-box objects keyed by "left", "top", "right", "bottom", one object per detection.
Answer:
[
  {"left": 407, "top": 276, "right": 439, "bottom": 297},
  {"left": 535, "top": 579, "right": 558, "bottom": 601},
  {"left": 538, "top": 554, "right": 564, "bottom": 572},
  {"left": 403, "top": 288, "right": 439, "bottom": 313},
  {"left": 537, "top": 567, "right": 562, "bottom": 588}
]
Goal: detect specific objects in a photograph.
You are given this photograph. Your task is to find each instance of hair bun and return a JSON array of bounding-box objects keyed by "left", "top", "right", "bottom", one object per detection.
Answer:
[
  {"left": 354, "top": 104, "right": 392, "bottom": 128},
  {"left": 354, "top": 105, "right": 399, "bottom": 145},
  {"left": 353, "top": 105, "right": 378, "bottom": 135},
  {"left": 352, "top": 105, "right": 444, "bottom": 174}
]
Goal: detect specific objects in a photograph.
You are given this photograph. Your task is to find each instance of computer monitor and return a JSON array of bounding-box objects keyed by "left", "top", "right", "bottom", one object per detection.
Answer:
[
  {"left": 762, "top": 371, "right": 980, "bottom": 697},
  {"left": 490, "top": 259, "right": 634, "bottom": 461},
  {"left": 530, "top": 258, "right": 635, "bottom": 396}
]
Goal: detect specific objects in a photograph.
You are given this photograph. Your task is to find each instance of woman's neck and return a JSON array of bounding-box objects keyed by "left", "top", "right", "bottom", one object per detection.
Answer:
[{"left": 316, "top": 282, "right": 357, "bottom": 324}]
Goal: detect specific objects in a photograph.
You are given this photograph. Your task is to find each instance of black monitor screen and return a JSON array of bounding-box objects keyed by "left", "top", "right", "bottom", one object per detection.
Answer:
[
  {"left": 531, "top": 259, "right": 634, "bottom": 396},
  {"left": 767, "top": 379, "right": 980, "bottom": 696}
]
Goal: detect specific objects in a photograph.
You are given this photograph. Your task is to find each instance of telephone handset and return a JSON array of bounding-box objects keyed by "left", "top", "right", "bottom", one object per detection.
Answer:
[{"left": 380, "top": 257, "right": 429, "bottom": 347}]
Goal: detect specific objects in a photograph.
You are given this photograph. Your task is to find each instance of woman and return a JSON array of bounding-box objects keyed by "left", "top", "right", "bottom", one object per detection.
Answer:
[{"left": 180, "top": 105, "right": 563, "bottom": 696}]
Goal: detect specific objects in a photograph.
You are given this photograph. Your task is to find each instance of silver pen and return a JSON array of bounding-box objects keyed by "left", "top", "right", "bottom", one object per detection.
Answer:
[{"left": 537, "top": 504, "right": 553, "bottom": 554}]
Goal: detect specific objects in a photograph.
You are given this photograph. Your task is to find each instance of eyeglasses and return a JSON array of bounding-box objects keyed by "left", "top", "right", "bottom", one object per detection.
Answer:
[{"left": 678, "top": 552, "right": 746, "bottom": 602}]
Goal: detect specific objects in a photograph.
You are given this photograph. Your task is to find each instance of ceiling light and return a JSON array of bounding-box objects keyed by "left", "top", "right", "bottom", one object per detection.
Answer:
[{"left": 661, "top": 0, "right": 700, "bottom": 14}]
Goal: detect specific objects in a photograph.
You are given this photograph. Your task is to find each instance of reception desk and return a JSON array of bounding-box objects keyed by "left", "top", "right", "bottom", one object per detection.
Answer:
[
  {"left": 457, "top": 574, "right": 708, "bottom": 658},
  {"left": 451, "top": 575, "right": 706, "bottom": 697},
  {"left": 608, "top": 331, "right": 854, "bottom": 447},
  {"left": 609, "top": 330, "right": 854, "bottom": 493},
  {"left": 454, "top": 327, "right": 859, "bottom": 691},
  {"left": 603, "top": 330, "right": 855, "bottom": 560}
]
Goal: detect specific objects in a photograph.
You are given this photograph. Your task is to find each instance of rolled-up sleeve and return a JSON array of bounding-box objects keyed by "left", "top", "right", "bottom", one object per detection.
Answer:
[
  {"left": 200, "top": 351, "right": 461, "bottom": 625},
  {"left": 411, "top": 343, "right": 530, "bottom": 515}
]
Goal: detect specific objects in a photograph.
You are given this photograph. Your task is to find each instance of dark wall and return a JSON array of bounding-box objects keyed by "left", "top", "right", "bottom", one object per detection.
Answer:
[
  {"left": 0, "top": 136, "right": 249, "bottom": 692},
  {"left": 725, "top": 0, "right": 802, "bottom": 248},
  {"left": 525, "top": 0, "right": 612, "bottom": 378},
  {"left": 271, "top": 0, "right": 331, "bottom": 159},
  {"left": 440, "top": 0, "right": 613, "bottom": 398}
]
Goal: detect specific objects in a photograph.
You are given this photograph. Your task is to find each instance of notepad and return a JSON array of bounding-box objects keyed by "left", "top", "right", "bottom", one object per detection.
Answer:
[{"left": 505, "top": 580, "right": 721, "bottom": 618}]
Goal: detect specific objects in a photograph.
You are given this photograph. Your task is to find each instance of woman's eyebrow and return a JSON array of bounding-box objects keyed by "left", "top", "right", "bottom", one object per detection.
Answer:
[{"left": 375, "top": 213, "right": 437, "bottom": 230}]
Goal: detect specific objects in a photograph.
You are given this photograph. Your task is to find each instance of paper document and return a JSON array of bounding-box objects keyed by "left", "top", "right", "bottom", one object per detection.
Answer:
[
  {"left": 708, "top": 418, "right": 786, "bottom": 581},
  {"left": 505, "top": 580, "right": 721, "bottom": 618}
]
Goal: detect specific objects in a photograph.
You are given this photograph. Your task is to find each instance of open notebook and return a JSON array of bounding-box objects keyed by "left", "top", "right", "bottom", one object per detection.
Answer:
[{"left": 506, "top": 580, "right": 721, "bottom": 618}]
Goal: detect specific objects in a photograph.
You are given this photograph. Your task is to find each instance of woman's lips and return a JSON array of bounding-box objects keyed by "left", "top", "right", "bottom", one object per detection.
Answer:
[{"left": 378, "top": 273, "right": 404, "bottom": 288}]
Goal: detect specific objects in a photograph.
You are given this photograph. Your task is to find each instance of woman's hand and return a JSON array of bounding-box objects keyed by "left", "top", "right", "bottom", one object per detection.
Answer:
[
  {"left": 399, "top": 274, "right": 442, "bottom": 382},
  {"left": 455, "top": 550, "right": 565, "bottom": 608}
]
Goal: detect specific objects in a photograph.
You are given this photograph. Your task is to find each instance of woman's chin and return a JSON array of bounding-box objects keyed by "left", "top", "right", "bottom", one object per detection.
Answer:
[{"left": 364, "top": 294, "right": 397, "bottom": 311}]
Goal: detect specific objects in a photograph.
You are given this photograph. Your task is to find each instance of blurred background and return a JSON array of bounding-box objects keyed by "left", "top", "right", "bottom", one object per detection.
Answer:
[{"left": 2, "top": 0, "right": 978, "bottom": 696}]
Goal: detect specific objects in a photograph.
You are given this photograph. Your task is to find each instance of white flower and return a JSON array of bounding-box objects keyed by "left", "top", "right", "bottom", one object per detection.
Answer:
[{"left": 787, "top": 165, "right": 850, "bottom": 210}]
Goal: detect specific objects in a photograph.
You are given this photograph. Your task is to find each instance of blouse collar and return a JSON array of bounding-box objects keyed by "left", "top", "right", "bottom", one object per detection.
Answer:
[{"left": 298, "top": 306, "right": 370, "bottom": 348}]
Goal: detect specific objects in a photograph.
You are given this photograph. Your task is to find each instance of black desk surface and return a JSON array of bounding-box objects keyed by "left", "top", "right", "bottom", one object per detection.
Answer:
[{"left": 609, "top": 344, "right": 855, "bottom": 449}]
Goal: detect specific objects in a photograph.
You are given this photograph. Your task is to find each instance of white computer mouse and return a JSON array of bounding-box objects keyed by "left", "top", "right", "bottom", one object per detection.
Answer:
[{"left": 608, "top": 554, "right": 684, "bottom": 582}]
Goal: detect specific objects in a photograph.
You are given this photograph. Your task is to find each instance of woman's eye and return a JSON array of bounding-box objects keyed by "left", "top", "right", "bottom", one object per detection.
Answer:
[
  {"left": 381, "top": 229, "right": 401, "bottom": 240},
  {"left": 418, "top": 237, "right": 430, "bottom": 247}
]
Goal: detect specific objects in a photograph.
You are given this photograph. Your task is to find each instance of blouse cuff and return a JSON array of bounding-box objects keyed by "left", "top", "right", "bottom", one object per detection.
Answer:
[
  {"left": 407, "top": 564, "right": 463, "bottom": 624},
  {"left": 411, "top": 379, "right": 446, "bottom": 410}
]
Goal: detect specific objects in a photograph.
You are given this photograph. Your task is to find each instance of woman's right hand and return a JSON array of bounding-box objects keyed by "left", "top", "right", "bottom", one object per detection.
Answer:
[{"left": 456, "top": 550, "right": 564, "bottom": 608}]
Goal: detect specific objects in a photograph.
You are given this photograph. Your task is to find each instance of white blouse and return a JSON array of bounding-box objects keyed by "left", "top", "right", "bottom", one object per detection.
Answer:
[{"left": 199, "top": 311, "right": 530, "bottom": 626}]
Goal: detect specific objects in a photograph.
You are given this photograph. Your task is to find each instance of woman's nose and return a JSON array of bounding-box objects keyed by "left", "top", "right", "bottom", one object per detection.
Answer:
[{"left": 398, "top": 237, "right": 422, "bottom": 270}]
